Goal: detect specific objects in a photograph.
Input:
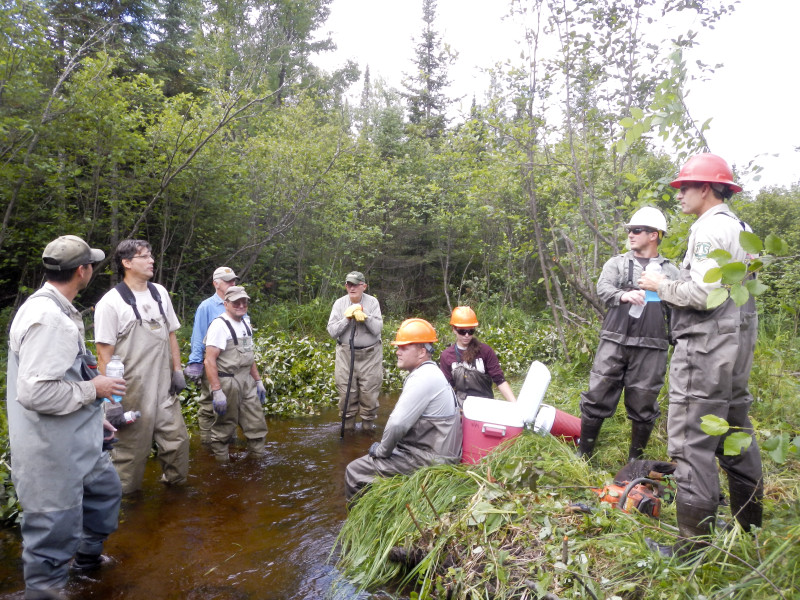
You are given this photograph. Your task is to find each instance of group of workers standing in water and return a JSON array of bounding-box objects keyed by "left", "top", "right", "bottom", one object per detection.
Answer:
[{"left": 5, "top": 152, "right": 764, "bottom": 597}]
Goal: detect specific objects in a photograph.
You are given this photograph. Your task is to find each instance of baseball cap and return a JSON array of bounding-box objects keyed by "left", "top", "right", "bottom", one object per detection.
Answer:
[
  {"left": 213, "top": 266, "right": 238, "bottom": 282},
  {"left": 345, "top": 271, "right": 366, "bottom": 284},
  {"left": 42, "top": 235, "right": 105, "bottom": 271},
  {"left": 224, "top": 286, "right": 250, "bottom": 302}
]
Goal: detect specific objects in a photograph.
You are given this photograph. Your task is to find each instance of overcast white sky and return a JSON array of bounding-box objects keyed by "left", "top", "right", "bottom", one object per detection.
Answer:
[{"left": 314, "top": 0, "right": 799, "bottom": 192}]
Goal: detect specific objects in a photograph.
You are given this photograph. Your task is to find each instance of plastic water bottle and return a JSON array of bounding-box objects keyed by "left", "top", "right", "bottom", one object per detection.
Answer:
[
  {"left": 629, "top": 262, "right": 662, "bottom": 319},
  {"left": 643, "top": 262, "right": 663, "bottom": 303},
  {"left": 106, "top": 355, "right": 124, "bottom": 403}
]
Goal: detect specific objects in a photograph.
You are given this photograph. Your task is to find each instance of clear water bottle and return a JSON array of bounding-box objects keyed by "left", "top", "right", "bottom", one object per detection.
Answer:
[
  {"left": 644, "top": 262, "right": 663, "bottom": 303},
  {"left": 106, "top": 355, "right": 124, "bottom": 403}
]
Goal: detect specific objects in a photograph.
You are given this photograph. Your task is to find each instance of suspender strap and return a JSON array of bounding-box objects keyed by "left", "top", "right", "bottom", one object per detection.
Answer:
[
  {"left": 115, "top": 281, "right": 166, "bottom": 322},
  {"left": 627, "top": 258, "right": 634, "bottom": 287},
  {"left": 215, "top": 316, "right": 252, "bottom": 346}
]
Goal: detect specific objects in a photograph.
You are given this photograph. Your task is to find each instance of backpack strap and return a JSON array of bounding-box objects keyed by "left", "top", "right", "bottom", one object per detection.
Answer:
[{"left": 115, "top": 281, "right": 167, "bottom": 323}]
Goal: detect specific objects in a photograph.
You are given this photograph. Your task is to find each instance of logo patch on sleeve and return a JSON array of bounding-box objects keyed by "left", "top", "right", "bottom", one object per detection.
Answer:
[{"left": 693, "top": 241, "right": 711, "bottom": 260}]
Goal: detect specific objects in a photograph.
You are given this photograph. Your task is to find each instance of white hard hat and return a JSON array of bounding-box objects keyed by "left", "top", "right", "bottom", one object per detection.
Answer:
[{"left": 627, "top": 207, "right": 667, "bottom": 234}]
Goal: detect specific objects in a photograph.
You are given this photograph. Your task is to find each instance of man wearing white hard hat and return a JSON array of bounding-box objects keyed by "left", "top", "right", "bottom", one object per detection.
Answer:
[
  {"left": 184, "top": 266, "right": 240, "bottom": 443},
  {"left": 579, "top": 207, "right": 679, "bottom": 462}
]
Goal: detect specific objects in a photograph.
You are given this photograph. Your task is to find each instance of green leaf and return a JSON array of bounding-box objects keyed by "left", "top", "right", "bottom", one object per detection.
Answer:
[
  {"left": 708, "top": 249, "right": 731, "bottom": 266},
  {"left": 706, "top": 287, "right": 729, "bottom": 309},
  {"left": 729, "top": 284, "right": 750, "bottom": 306},
  {"left": 739, "top": 231, "right": 763, "bottom": 254},
  {"left": 744, "top": 278, "right": 768, "bottom": 296},
  {"left": 619, "top": 117, "right": 634, "bottom": 128},
  {"left": 700, "top": 414, "right": 730, "bottom": 436},
  {"left": 720, "top": 261, "right": 747, "bottom": 284},
  {"left": 723, "top": 432, "right": 753, "bottom": 456},
  {"left": 763, "top": 434, "right": 789, "bottom": 464},
  {"left": 630, "top": 107, "right": 644, "bottom": 119},
  {"left": 703, "top": 267, "right": 722, "bottom": 283},
  {"left": 764, "top": 233, "right": 788, "bottom": 255}
]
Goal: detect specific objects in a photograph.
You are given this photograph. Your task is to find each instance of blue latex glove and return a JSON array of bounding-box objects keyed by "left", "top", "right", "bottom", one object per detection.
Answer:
[
  {"left": 368, "top": 442, "right": 381, "bottom": 458},
  {"left": 256, "top": 380, "right": 267, "bottom": 405},
  {"left": 212, "top": 389, "right": 227, "bottom": 416},
  {"left": 169, "top": 370, "right": 187, "bottom": 395}
]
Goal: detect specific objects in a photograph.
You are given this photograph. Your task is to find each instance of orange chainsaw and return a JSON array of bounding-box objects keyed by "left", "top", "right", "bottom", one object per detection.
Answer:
[{"left": 593, "top": 476, "right": 663, "bottom": 517}]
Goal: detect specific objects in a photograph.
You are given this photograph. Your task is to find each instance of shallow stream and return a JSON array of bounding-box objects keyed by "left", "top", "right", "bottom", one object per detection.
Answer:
[{"left": 0, "top": 399, "right": 395, "bottom": 599}]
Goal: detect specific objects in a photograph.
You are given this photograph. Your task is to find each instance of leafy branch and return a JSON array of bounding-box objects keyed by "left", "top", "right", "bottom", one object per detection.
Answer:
[
  {"left": 703, "top": 231, "right": 789, "bottom": 309},
  {"left": 700, "top": 414, "right": 800, "bottom": 464}
]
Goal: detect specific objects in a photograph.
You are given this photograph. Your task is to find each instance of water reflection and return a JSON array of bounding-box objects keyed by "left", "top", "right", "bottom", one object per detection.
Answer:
[{"left": 0, "top": 397, "right": 396, "bottom": 599}]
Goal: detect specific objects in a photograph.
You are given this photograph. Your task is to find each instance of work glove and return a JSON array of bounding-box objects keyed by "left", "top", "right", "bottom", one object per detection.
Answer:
[
  {"left": 344, "top": 304, "right": 362, "bottom": 319},
  {"left": 368, "top": 442, "right": 381, "bottom": 458},
  {"left": 255, "top": 380, "right": 267, "bottom": 405},
  {"left": 169, "top": 370, "right": 187, "bottom": 395},
  {"left": 212, "top": 389, "right": 227, "bottom": 416},
  {"left": 352, "top": 308, "right": 366, "bottom": 322},
  {"left": 183, "top": 362, "right": 204, "bottom": 383}
]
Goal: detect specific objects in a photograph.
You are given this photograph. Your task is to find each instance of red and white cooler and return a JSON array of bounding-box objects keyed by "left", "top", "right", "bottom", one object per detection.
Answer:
[{"left": 461, "top": 360, "right": 551, "bottom": 464}]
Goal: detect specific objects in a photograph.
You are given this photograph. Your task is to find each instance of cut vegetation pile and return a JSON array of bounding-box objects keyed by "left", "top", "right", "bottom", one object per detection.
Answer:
[{"left": 336, "top": 416, "right": 800, "bottom": 599}]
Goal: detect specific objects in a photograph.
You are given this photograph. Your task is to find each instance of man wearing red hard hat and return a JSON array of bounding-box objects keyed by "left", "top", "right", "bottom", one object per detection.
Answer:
[{"left": 640, "top": 153, "right": 762, "bottom": 558}]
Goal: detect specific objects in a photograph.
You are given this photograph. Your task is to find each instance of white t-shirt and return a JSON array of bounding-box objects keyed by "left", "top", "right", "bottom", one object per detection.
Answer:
[
  {"left": 205, "top": 314, "right": 253, "bottom": 351},
  {"left": 94, "top": 283, "right": 180, "bottom": 345}
]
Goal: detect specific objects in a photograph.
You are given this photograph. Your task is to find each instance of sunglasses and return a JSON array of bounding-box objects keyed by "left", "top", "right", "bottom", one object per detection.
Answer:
[
  {"left": 454, "top": 328, "right": 476, "bottom": 336},
  {"left": 626, "top": 227, "right": 654, "bottom": 235}
]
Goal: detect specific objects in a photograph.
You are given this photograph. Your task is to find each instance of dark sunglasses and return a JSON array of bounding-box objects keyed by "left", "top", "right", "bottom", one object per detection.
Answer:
[
  {"left": 454, "top": 328, "right": 476, "bottom": 336},
  {"left": 626, "top": 227, "right": 654, "bottom": 235}
]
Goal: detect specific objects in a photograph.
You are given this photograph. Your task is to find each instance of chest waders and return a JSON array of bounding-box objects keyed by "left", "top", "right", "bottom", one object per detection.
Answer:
[
  {"left": 110, "top": 284, "right": 188, "bottom": 493},
  {"left": 7, "top": 290, "right": 121, "bottom": 595},
  {"left": 451, "top": 347, "right": 494, "bottom": 403},
  {"left": 209, "top": 318, "right": 267, "bottom": 461},
  {"left": 344, "top": 386, "right": 462, "bottom": 501}
]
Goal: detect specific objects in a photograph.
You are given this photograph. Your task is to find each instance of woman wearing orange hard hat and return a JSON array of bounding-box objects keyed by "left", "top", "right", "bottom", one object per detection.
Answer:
[{"left": 439, "top": 306, "right": 516, "bottom": 405}]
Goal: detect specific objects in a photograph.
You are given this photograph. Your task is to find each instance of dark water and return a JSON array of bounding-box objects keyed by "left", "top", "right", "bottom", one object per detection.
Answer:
[{"left": 0, "top": 400, "right": 395, "bottom": 599}]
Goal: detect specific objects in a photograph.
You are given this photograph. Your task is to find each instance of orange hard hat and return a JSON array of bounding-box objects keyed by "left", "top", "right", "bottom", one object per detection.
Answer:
[
  {"left": 670, "top": 153, "right": 742, "bottom": 193},
  {"left": 391, "top": 318, "right": 438, "bottom": 346},
  {"left": 450, "top": 306, "right": 479, "bottom": 328}
]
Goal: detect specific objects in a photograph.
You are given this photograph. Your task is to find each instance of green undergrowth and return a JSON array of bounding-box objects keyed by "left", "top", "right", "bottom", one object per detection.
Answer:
[{"left": 335, "top": 432, "right": 800, "bottom": 600}]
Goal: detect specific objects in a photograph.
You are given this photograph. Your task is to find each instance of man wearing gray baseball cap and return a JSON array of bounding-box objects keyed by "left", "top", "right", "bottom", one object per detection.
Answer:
[
  {"left": 7, "top": 235, "right": 126, "bottom": 598},
  {"left": 327, "top": 271, "right": 384, "bottom": 432}
]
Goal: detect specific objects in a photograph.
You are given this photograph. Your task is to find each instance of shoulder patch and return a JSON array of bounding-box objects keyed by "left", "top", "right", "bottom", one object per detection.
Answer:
[{"left": 694, "top": 241, "right": 711, "bottom": 260}]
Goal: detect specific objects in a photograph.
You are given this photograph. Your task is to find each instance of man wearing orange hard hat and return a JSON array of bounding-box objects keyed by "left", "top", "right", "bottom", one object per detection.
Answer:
[
  {"left": 640, "top": 153, "right": 762, "bottom": 557},
  {"left": 344, "top": 319, "right": 462, "bottom": 501}
]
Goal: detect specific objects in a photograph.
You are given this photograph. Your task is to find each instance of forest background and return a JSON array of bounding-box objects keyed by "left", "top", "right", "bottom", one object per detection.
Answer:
[{"left": 1, "top": 1, "right": 799, "bottom": 596}]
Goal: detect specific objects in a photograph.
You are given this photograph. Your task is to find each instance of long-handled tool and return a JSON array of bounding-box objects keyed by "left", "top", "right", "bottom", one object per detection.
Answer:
[{"left": 340, "top": 321, "right": 357, "bottom": 438}]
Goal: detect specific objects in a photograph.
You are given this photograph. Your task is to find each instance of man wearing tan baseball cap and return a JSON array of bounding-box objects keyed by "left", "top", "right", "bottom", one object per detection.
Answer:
[{"left": 185, "top": 266, "right": 240, "bottom": 443}]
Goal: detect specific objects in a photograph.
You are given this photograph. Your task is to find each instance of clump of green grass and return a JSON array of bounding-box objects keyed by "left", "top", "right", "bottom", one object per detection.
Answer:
[{"left": 335, "top": 430, "right": 800, "bottom": 599}]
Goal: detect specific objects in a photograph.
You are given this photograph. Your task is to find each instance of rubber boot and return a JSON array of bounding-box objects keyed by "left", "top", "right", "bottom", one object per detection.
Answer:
[
  {"left": 647, "top": 501, "right": 715, "bottom": 559},
  {"left": 210, "top": 441, "right": 230, "bottom": 463},
  {"left": 342, "top": 416, "right": 356, "bottom": 431},
  {"left": 71, "top": 552, "right": 116, "bottom": 572},
  {"left": 246, "top": 437, "right": 266, "bottom": 457},
  {"left": 577, "top": 417, "right": 603, "bottom": 458},
  {"left": 24, "top": 588, "right": 67, "bottom": 600},
  {"left": 728, "top": 473, "right": 763, "bottom": 532},
  {"left": 628, "top": 421, "right": 655, "bottom": 462}
]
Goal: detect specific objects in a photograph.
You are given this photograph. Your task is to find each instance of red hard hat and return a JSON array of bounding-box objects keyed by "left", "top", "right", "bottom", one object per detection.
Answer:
[{"left": 670, "top": 153, "right": 742, "bottom": 193}]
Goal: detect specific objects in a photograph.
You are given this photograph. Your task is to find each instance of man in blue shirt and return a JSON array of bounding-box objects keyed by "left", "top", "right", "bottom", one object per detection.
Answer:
[{"left": 184, "top": 266, "right": 238, "bottom": 443}]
